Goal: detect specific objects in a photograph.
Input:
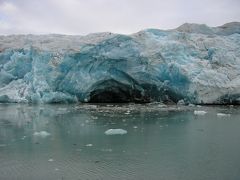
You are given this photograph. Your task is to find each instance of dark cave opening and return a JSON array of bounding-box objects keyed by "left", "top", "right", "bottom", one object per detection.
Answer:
[{"left": 88, "top": 80, "right": 150, "bottom": 103}]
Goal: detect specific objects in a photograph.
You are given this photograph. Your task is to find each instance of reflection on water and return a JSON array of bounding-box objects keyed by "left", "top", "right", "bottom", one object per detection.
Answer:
[{"left": 0, "top": 104, "right": 240, "bottom": 180}]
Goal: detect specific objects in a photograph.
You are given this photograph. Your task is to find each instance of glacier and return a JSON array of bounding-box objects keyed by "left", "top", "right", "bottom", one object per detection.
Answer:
[{"left": 0, "top": 22, "right": 240, "bottom": 104}]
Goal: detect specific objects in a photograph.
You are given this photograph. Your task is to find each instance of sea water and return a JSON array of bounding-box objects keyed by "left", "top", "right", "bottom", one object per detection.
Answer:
[{"left": 0, "top": 104, "right": 240, "bottom": 180}]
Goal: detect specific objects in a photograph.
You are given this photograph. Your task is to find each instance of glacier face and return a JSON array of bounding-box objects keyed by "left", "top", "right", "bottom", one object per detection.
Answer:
[{"left": 0, "top": 22, "right": 240, "bottom": 104}]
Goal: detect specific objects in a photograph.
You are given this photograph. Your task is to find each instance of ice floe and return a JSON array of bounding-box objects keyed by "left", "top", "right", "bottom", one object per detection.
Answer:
[
  {"left": 194, "top": 110, "right": 207, "bottom": 115},
  {"left": 33, "top": 131, "right": 51, "bottom": 137},
  {"left": 104, "top": 129, "right": 127, "bottom": 135}
]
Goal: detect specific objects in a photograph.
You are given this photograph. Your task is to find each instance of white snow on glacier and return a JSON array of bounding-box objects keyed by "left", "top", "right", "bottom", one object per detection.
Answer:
[{"left": 0, "top": 22, "right": 240, "bottom": 104}]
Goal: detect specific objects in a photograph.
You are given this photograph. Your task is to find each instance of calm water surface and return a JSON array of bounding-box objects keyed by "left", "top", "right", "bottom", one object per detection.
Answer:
[{"left": 0, "top": 104, "right": 240, "bottom": 180}]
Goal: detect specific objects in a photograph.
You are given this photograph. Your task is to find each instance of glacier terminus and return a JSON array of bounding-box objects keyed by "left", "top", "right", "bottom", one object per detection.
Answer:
[{"left": 0, "top": 22, "right": 240, "bottom": 104}]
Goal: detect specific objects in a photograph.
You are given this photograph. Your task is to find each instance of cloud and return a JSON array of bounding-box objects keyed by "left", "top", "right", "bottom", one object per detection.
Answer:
[
  {"left": 0, "top": 1, "right": 17, "bottom": 13},
  {"left": 0, "top": 0, "right": 240, "bottom": 35}
]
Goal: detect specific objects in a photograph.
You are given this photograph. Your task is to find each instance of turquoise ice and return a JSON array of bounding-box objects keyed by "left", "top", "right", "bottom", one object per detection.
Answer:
[{"left": 0, "top": 22, "right": 240, "bottom": 104}]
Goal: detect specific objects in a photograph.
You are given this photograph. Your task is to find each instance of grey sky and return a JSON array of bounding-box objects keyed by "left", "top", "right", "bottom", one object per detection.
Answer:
[{"left": 0, "top": 0, "right": 240, "bottom": 35}]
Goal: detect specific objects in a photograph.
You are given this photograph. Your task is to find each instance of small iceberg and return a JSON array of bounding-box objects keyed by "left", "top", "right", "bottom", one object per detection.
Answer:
[
  {"left": 217, "top": 113, "right": 231, "bottom": 117},
  {"left": 177, "top": 99, "right": 185, "bottom": 106},
  {"left": 48, "top": 158, "right": 54, "bottom": 162},
  {"left": 188, "top": 104, "right": 195, "bottom": 107},
  {"left": 104, "top": 129, "right": 127, "bottom": 135},
  {"left": 101, "top": 148, "right": 113, "bottom": 152},
  {"left": 85, "top": 144, "right": 93, "bottom": 147},
  {"left": 33, "top": 131, "right": 51, "bottom": 137},
  {"left": 124, "top": 111, "right": 131, "bottom": 115},
  {"left": 194, "top": 110, "right": 207, "bottom": 115}
]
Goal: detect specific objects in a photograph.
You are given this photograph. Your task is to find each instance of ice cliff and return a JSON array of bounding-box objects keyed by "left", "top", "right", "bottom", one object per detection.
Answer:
[{"left": 0, "top": 22, "right": 240, "bottom": 104}]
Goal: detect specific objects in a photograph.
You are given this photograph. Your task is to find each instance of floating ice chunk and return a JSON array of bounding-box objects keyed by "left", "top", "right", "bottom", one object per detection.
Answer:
[
  {"left": 85, "top": 144, "right": 93, "bottom": 147},
  {"left": 177, "top": 99, "right": 185, "bottom": 105},
  {"left": 124, "top": 111, "right": 131, "bottom": 115},
  {"left": 0, "top": 144, "right": 6, "bottom": 147},
  {"left": 188, "top": 104, "right": 195, "bottom": 107},
  {"left": 194, "top": 110, "right": 207, "bottom": 115},
  {"left": 33, "top": 131, "right": 51, "bottom": 137},
  {"left": 108, "top": 105, "right": 115, "bottom": 107},
  {"left": 158, "top": 104, "right": 167, "bottom": 108},
  {"left": 217, "top": 113, "right": 231, "bottom": 117},
  {"left": 104, "top": 129, "right": 127, "bottom": 135},
  {"left": 133, "top": 126, "right": 138, "bottom": 129},
  {"left": 91, "top": 116, "right": 98, "bottom": 120},
  {"left": 57, "top": 108, "right": 67, "bottom": 111},
  {"left": 101, "top": 148, "right": 113, "bottom": 152},
  {"left": 48, "top": 158, "right": 54, "bottom": 162}
]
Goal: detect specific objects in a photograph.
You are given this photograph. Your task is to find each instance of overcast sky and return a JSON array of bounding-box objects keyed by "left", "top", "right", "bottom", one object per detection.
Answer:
[{"left": 0, "top": 0, "right": 240, "bottom": 35}]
